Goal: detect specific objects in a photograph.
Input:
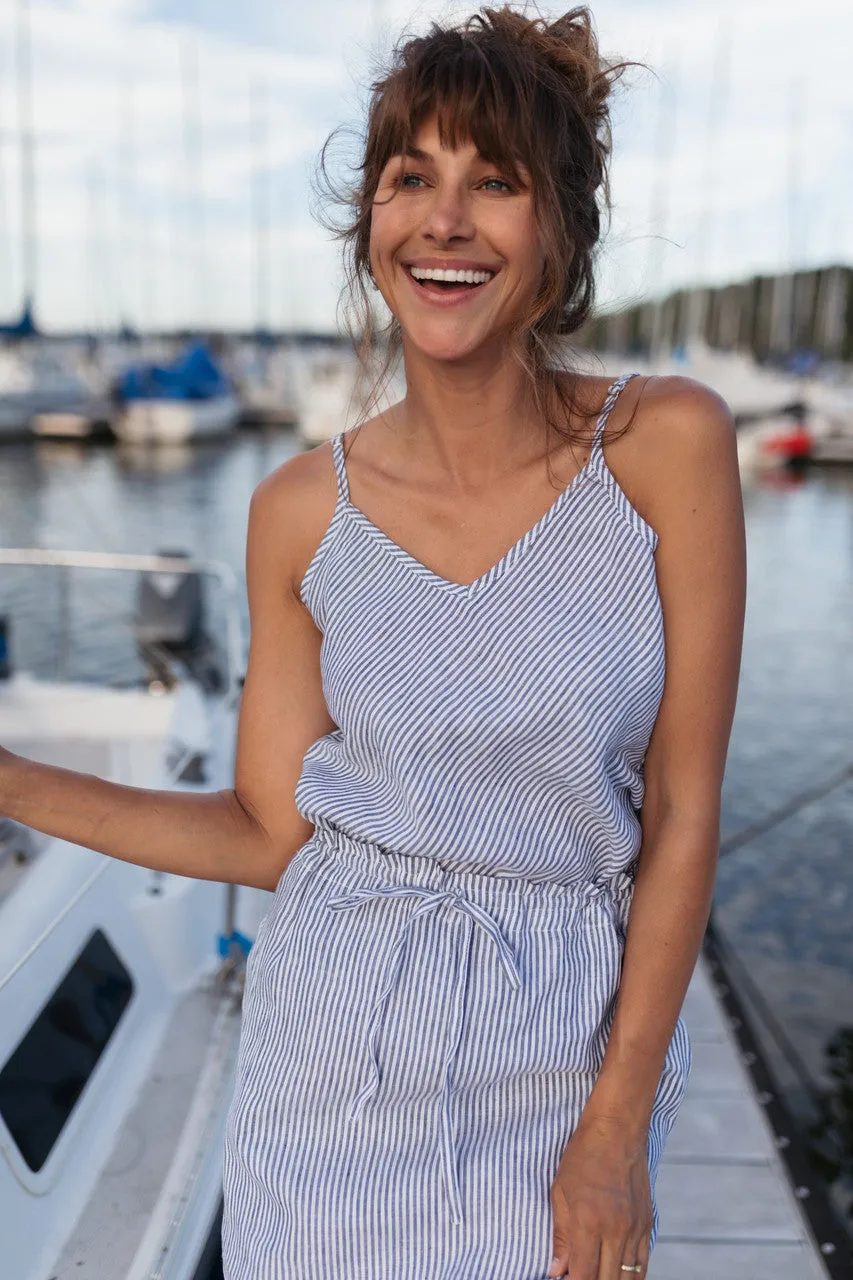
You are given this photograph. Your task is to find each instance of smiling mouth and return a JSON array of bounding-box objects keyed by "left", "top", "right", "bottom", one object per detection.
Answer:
[{"left": 405, "top": 265, "right": 497, "bottom": 294}]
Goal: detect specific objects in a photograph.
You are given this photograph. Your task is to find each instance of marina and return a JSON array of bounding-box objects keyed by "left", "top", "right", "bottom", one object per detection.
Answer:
[
  {"left": 0, "top": 0, "right": 851, "bottom": 1271},
  {"left": 0, "top": 382, "right": 850, "bottom": 1275}
]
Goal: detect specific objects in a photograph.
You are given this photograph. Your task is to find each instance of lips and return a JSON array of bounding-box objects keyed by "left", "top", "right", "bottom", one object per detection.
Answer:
[{"left": 402, "top": 263, "right": 499, "bottom": 306}]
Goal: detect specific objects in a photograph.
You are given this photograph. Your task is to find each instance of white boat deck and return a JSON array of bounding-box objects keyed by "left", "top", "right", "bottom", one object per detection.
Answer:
[
  {"left": 51, "top": 980, "right": 242, "bottom": 1279},
  {"left": 648, "top": 953, "right": 833, "bottom": 1279}
]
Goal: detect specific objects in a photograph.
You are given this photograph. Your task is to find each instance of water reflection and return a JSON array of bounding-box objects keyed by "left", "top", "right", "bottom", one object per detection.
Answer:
[{"left": 714, "top": 461, "right": 853, "bottom": 1243}]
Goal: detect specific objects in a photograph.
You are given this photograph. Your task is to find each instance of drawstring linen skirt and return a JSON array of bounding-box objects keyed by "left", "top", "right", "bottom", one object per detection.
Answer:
[{"left": 221, "top": 820, "right": 691, "bottom": 1279}]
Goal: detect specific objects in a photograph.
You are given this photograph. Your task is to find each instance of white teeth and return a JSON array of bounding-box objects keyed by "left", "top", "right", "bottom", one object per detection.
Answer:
[{"left": 409, "top": 266, "right": 494, "bottom": 284}]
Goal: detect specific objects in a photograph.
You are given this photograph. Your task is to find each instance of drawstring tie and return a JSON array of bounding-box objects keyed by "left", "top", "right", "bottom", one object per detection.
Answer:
[{"left": 326, "top": 882, "right": 522, "bottom": 1227}]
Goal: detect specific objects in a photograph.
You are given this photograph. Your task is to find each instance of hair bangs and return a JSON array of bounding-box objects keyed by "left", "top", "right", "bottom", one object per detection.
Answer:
[{"left": 375, "top": 36, "right": 535, "bottom": 189}]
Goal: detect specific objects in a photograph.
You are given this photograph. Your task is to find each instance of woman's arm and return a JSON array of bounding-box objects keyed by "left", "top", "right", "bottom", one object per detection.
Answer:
[
  {"left": 579, "top": 376, "right": 746, "bottom": 1132},
  {"left": 547, "top": 375, "right": 746, "bottom": 1278},
  {"left": 0, "top": 449, "right": 338, "bottom": 892}
]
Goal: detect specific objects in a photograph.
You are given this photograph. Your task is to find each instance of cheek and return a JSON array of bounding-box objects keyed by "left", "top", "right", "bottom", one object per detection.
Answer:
[
  {"left": 523, "top": 235, "right": 548, "bottom": 292},
  {"left": 486, "top": 208, "right": 544, "bottom": 282},
  {"left": 516, "top": 220, "right": 547, "bottom": 281},
  {"left": 369, "top": 200, "right": 411, "bottom": 266}
]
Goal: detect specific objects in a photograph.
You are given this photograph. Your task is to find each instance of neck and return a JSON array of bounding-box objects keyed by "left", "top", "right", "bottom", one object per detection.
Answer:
[{"left": 395, "top": 336, "right": 556, "bottom": 485}]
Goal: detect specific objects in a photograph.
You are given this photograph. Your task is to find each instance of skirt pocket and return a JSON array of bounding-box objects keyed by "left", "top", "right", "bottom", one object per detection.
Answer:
[
  {"left": 462, "top": 904, "right": 624, "bottom": 1083},
  {"left": 241, "top": 838, "right": 329, "bottom": 1010},
  {"left": 551, "top": 908, "right": 623, "bottom": 1075}
]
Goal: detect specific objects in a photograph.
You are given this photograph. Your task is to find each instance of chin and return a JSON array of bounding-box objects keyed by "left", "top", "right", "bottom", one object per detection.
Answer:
[
  {"left": 401, "top": 320, "right": 504, "bottom": 366},
  {"left": 410, "top": 341, "right": 480, "bottom": 365}
]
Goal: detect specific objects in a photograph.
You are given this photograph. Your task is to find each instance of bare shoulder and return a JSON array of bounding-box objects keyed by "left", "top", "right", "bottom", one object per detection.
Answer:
[
  {"left": 631, "top": 373, "right": 735, "bottom": 453},
  {"left": 605, "top": 374, "right": 740, "bottom": 540},
  {"left": 247, "top": 442, "right": 339, "bottom": 596},
  {"left": 607, "top": 373, "right": 734, "bottom": 457}
]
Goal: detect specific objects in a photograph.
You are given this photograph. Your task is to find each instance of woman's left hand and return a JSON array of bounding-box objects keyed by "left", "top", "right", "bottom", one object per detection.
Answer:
[{"left": 547, "top": 1113, "right": 653, "bottom": 1279}]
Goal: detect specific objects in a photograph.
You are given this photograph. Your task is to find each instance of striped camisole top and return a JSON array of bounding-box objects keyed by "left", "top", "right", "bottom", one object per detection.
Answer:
[{"left": 295, "top": 372, "right": 663, "bottom": 887}]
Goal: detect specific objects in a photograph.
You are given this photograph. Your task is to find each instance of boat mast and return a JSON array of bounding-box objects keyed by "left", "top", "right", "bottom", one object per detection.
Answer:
[
  {"left": 0, "top": 59, "right": 11, "bottom": 316},
  {"left": 647, "top": 46, "right": 678, "bottom": 361},
  {"left": 118, "top": 69, "right": 137, "bottom": 334},
  {"left": 181, "top": 37, "right": 207, "bottom": 332},
  {"left": 687, "top": 15, "right": 732, "bottom": 344},
  {"left": 86, "top": 161, "right": 99, "bottom": 334},
  {"left": 786, "top": 76, "right": 805, "bottom": 355},
  {"left": 16, "top": 0, "right": 36, "bottom": 328},
  {"left": 251, "top": 78, "right": 270, "bottom": 336}
]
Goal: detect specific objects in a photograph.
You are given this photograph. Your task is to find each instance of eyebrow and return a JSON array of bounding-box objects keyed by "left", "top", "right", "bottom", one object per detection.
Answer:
[
  {"left": 395, "top": 146, "right": 521, "bottom": 167},
  {"left": 388, "top": 146, "right": 530, "bottom": 184}
]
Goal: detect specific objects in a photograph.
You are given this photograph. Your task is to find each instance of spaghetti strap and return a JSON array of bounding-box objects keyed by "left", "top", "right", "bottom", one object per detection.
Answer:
[
  {"left": 331, "top": 433, "right": 351, "bottom": 503},
  {"left": 590, "top": 372, "right": 639, "bottom": 455}
]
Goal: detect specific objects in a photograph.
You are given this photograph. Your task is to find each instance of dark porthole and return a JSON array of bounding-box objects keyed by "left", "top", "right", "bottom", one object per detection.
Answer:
[{"left": 0, "top": 928, "right": 134, "bottom": 1172}]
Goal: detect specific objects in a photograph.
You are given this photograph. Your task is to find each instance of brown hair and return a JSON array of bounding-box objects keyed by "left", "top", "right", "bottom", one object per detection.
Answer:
[{"left": 317, "top": 4, "right": 637, "bottom": 451}]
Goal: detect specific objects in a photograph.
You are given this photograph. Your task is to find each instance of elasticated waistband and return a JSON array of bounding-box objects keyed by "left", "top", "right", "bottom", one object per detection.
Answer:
[{"left": 309, "top": 817, "right": 636, "bottom": 925}]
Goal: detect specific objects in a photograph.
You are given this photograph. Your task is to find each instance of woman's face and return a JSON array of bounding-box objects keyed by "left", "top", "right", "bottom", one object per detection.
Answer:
[{"left": 368, "top": 113, "right": 546, "bottom": 365}]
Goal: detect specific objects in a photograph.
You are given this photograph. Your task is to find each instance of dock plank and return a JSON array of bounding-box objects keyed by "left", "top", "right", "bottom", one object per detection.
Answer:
[{"left": 647, "top": 955, "right": 831, "bottom": 1280}]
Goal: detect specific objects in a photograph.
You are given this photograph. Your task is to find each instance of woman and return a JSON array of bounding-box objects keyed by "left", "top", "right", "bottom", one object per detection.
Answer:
[{"left": 0, "top": 6, "right": 745, "bottom": 1279}]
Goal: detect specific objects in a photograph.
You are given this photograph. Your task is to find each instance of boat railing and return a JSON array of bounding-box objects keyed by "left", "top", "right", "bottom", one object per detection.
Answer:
[
  {"left": 0, "top": 549, "right": 248, "bottom": 995},
  {"left": 0, "top": 547, "right": 245, "bottom": 697}
]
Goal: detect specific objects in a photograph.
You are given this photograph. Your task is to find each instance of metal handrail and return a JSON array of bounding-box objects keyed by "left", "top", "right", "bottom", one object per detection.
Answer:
[
  {"left": 0, "top": 548, "right": 248, "bottom": 994},
  {"left": 0, "top": 548, "right": 246, "bottom": 697}
]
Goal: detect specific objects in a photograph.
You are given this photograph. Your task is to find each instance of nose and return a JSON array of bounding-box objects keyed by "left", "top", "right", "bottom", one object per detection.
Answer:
[{"left": 422, "top": 179, "right": 475, "bottom": 246}]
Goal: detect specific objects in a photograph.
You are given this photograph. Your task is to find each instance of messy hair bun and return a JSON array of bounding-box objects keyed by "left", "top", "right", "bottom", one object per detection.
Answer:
[{"left": 319, "top": 5, "right": 633, "bottom": 438}]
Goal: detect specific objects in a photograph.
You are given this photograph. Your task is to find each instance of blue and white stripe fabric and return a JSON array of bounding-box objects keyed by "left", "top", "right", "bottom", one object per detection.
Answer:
[{"left": 221, "top": 372, "right": 692, "bottom": 1278}]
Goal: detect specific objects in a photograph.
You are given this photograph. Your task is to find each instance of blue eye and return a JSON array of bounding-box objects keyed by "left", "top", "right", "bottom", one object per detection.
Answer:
[{"left": 394, "top": 172, "right": 513, "bottom": 192}]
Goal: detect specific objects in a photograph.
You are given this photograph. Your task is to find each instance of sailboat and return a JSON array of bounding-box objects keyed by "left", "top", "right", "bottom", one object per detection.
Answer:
[
  {"left": 230, "top": 338, "right": 299, "bottom": 427},
  {"left": 0, "top": 3, "right": 105, "bottom": 440},
  {"left": 0, "top": 547, "right": 270, "bottom": 1279},
  {"left": 113, "top": 342, "right": 241, "bottom": 444},
  {"left": 0, "top": 337, "right": 107, "bottom": 439},
  {"left": 293, "top": 342, "right": 406, "bottom": 446}
]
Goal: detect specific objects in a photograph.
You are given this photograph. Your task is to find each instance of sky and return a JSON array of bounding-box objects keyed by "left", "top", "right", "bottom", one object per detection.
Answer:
[{"left": 0, "top": 0, "right": 850, "bottom": 333}]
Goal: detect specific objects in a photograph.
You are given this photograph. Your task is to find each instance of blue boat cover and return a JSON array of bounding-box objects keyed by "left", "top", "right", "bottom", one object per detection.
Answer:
[
  {"left": 119, "top": 343, "right": 231, "bottom": 402},
  {"left": 0, "top": 299, "right": 38, "bottom": 338}
]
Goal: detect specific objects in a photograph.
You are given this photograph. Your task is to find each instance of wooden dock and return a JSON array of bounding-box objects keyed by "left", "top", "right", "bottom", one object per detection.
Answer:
[{"left": 648, "top": 953, "right": 834, "bottom": 1279}]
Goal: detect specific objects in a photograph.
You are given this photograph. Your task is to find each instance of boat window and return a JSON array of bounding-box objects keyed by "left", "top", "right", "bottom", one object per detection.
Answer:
[{"left": 0, "top": 929, "right": 133, "bottom": 1172}]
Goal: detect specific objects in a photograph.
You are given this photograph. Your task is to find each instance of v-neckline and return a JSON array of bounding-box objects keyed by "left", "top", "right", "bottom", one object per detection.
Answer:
[
  {"left": 343, "top": 456, "right": 595, "bottom": 600},
  {"left": 336, "top": 373, "right": 633, "bottom": 601}
]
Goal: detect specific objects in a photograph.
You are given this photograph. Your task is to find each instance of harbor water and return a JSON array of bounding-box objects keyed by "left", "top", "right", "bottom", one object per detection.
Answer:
[{"left": 0, "top": 423, "right": 851, "bottom": 1252}]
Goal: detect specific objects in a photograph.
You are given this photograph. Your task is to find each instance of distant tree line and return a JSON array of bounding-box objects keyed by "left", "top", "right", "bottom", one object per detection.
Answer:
[{"left": 581, "top": 265, "right": 853, "bottom": 366}]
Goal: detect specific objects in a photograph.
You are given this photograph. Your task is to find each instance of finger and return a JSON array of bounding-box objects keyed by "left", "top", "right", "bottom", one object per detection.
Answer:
[
  {"left": 598, "top": 1235, "right": 628, "bottom": 1280},
  {"left": 548, "top": 1202, "right": 570, "bottom": 1275},
  {"left": 564, "top": 1241, "right": 601, "bottom": 1280},
  {"left": 548, "top": 1245, "right": 572, "bottom": 1277},
  {"left": 620, "top": 1230, "right": 651, "bottom": 1277}
]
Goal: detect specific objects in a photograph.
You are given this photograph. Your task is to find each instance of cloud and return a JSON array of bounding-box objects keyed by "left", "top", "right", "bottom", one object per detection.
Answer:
[{"left": 0, "top": 0, "right": 850, "bottom": 331}]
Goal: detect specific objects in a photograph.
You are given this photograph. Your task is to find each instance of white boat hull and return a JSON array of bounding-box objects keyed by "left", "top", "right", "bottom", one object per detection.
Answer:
[
  {"left": 0, "top": 551, "right": 268, "bottom": 1280},
  {"left": 0, "top": 398, "right": 32, "bottom": 435},
  {"left": 115, "top": 394, "right": 241, "bottom": 445},
  {"left": 293, "top": 348, "right": 405, "bottom": 446},
  {"left": 31, "top": 410, "right": 98, "bottom": 439},
  {"left": 0, "top": 348, "right": 98, "bottom": 436}
]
